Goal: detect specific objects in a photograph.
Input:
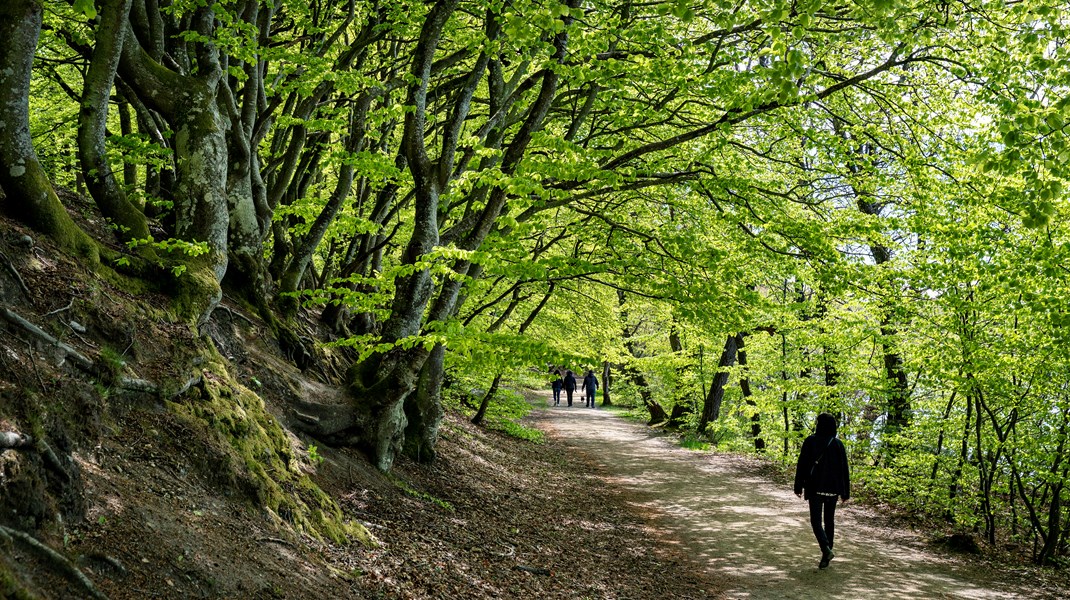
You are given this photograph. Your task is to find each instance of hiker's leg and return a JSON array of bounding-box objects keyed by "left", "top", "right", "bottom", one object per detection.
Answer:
[
  {"left": 808, "top": 498, "right": 830, "bottom": 553},
  {"left": 824, "top": 496, "right": 838, "bottom": 549}
]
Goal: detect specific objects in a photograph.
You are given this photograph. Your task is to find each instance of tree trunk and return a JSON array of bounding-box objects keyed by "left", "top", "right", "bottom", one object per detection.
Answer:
[
  {"left": 339, "top": 0, "right": 460, "bottom": 471},
  {"left": 404, "top": 343, "right": 446, "bottom": 462},
  {"left": 737, "top": 333, "right": 765, "bottom": 451},
  {"left": 698, "top": 334, "right": 739, "bottom": 435},
  {"left": 78, "top": 0, "right": 153, "bottom": 245},
  {"left": 0, "top": 0, "right": 97, "bottom": 257},
  {"left": 622, "top": 363, "right": 669, "bottom": 425},
  {"left": 471, "top": 373, "right": 503, "bottom": 426},
  {"left": 601, "top": 361, "right": 611, "bottom": 406}
]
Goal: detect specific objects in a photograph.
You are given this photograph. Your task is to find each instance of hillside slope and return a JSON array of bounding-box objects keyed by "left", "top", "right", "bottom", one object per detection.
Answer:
[{"left": 0, "top": 217, "right": 719, "bottom": 599}]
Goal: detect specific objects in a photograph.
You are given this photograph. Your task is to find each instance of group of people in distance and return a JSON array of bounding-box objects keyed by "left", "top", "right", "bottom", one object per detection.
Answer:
[{"left": 549, "top": 368, "right": 599, "bottom": 408}]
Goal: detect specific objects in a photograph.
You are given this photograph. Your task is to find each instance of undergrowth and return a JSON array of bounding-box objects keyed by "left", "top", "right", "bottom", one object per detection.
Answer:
[{"left": 389, "top": 475, "right": 454, "bottom": 511}]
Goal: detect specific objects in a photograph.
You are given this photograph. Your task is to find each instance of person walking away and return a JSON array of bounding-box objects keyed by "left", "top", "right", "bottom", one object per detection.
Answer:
[
  {"left": 551, "top": 370, "right": 563, "bottom": 406},
  {"left": 562, "top": 370, "right": 577, "bottom": 407},
  {"left": 581, "top": 370, "right": 599, "bottom": 408},
  {"left": 793, "top": 412, "right": 850, "bottom": 570}
]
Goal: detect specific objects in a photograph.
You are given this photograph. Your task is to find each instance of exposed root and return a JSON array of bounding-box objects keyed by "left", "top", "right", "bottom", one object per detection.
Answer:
[
  {"left": 0, "top": 431, "right": 32, "bottom": 448},
  {"left": 1, "top": 304, "right": 94, "bottom": 370},
  {"left": 0, "top": 304, "right": 194, "bottom": 398},
  {"left": 0, "top": 525, "right": 109, "bottom": 600}
]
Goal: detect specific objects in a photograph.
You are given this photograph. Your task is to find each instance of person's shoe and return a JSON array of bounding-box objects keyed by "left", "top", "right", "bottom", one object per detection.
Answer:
[{"left": 818, "top": 549, "right": 834, "bottom": 569}]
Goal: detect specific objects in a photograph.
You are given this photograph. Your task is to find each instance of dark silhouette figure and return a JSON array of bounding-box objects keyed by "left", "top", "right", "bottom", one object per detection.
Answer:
[
  {"left": 794, "top": 412, "right": 850, "bottom": 569},
  {"left": 581, "top": 370, "right": 599, "bottom": 407},
  {"left": 562, "top": 370, "right": 577, "bottom": 407},
  {"left": 551, "top": 370, "right": 563, "bottom": 406}
]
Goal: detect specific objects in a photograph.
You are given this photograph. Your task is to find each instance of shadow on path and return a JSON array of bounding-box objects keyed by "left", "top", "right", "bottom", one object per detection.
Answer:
[{"left": 529, "top": 399, "right": 1030, "bottom": 600}]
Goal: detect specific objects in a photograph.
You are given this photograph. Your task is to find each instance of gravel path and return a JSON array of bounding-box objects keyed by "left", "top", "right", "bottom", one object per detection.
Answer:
[{"left": 532, "top": 400, "right": 1037, "bottom": 599}]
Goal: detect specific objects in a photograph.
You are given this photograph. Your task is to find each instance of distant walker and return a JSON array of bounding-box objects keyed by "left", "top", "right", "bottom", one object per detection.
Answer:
[
  {"left": 581, "top": 370, "right": 599, "bottom": 408},
  {"left": 793, "top": 412, "right": 850, "bottom": 570}
]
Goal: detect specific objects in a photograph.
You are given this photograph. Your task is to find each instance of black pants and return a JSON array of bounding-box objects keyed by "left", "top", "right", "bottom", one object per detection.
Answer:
[
  {"left": 808, "top": 495, "right": 838, "bottom": 554},
  {"left": 552, "top": 388, "right": 561, "bottom": 405},
  {"left": 565, "top": 389, "right": 574, "bottom": 406},
  {"left": 585, "top": 389, "right": 596, "bottom": 407}
]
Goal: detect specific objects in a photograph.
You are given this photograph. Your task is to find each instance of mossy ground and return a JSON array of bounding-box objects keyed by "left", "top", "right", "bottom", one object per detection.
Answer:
[{"left": 168, "top": 346, "right": 371, "bottom": 546}]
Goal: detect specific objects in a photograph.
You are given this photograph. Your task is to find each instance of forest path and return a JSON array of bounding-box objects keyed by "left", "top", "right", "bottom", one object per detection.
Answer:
[{"left": 528, "top": 398, "right": 1036, "bottom": 599}]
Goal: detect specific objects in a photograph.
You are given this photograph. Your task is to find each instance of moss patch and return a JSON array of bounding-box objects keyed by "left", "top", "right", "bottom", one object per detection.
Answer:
[{"left": 168, "top": 354, "right": 371, "bottom": 546}]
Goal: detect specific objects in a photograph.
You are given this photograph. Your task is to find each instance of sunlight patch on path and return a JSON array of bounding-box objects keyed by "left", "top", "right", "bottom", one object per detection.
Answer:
[{"left": 532, "top": 401, "right": 1023, "bottom": 600}]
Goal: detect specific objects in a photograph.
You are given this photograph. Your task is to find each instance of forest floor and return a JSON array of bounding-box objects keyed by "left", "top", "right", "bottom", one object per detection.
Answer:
[{"left": 533, "top": 397, "right": 1070, "bottom": 599}]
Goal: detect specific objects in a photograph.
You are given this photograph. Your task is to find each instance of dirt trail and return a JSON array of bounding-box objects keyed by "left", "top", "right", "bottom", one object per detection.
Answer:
[{"left": 530, "top": 400, "right": 1044, "bottom": 599}]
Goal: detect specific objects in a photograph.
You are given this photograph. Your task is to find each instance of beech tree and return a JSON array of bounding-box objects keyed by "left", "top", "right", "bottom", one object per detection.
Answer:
[{"left": 5, "top": 0, "right": 1070, "bottom": 562}]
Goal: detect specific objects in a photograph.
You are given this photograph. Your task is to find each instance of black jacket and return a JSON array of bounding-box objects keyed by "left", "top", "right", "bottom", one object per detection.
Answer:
[
  {"left": 793, "top": 434, "right": 850, "bottom": 501},
  {"left": 563, "top": 372, "right": 577, "bottom": 391},
  {"left": 582, "top": 374, "right": 598, "bottom": 391}
]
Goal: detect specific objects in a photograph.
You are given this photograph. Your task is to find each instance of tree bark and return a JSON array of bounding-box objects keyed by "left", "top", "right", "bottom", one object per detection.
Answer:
[
  {"left": 78, "top": 0, "right": 153, "bottom": 245},
  {"left": 404, "top": 343, "right": 447, "bottom": 462},
  {"left": 0, "top": 0, "right": 98, "bottom": 258},
  {"left": 698, "top": 334, "right": 739, "bottom": 435},
  {"left": 342, "top": 0, "right": 461, "bottom": 471},
  {"left": 601, "top": 361, "right": 611, "bottom": 406},
  {"left": 737, "top": 333, "right": 765, "bottom": 451}
]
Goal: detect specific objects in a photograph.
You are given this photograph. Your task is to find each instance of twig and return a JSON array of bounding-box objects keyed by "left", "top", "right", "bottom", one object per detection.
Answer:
[
  {"left": 257, "top": 536, "right": 296, "bottom": 547},
  {"left": 45, "top": 299, "right": 75, "bottom": 317},
  {"left": 0, "top": 525, "right": 109, "bottom": 599},
  {"left": 513, "top": 565, "right": 552, "bottom": 576},
  {"left": 0, "top": 250, "right": 32, "bottom": 301},
  {"left": 26, "top": 341, "right": 46, "bottom": 389}
]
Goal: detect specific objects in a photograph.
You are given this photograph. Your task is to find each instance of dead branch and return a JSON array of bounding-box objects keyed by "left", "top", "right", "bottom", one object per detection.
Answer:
[
  {"left": 45, "top": 299, "right": 75, "bottom": 316},
  {"left": 258, "top": 536, "right": 297, "bottom": 547},
  {"left": 513, "top": 564, "right": 552, "bottom": 576},
  {"left": 0, "top": 250, "right": 32, "bottom": 300},
  {"left": 0, "top": 525, "right": 109, "bottom": 600}
]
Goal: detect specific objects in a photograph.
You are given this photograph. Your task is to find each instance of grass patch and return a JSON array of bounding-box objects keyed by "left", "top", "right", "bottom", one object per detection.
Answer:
[
  {"left": 679, "top": 434, "right": 710, "bottom": 451},
  {"left": 389, "top": 475, "right": 454, "bottom": 511},
  {"left": 490, "top": 419, "right": 543, "bottom": 443}
]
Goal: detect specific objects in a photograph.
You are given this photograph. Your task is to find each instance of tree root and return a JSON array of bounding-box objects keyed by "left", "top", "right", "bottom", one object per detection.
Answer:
[
  {"left": 0, "top": 304, "right": 202, "bottom": 398},
  {"left": 0, "top": 304, "right": 94, "bottom": 370},
  {"left": 0, "top": 430, "right": 32, "bottom": 449},
  {"left": 513, "top": 564, "right": 552, "bottom": 576},
  {"left": 0, "top": 525, "right": 109, "bottom": 600}
]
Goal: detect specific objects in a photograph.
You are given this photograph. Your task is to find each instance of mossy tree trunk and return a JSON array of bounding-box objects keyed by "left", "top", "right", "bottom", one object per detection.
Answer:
[
  {"left": 77, "top": 0, "right": 153, "bottom": 246},
  {"left": 117, "top": 8, "right": 232, "bottom": 320},
  {"left": 0, "top": 0, "right": 98, "bottom": 258}
]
